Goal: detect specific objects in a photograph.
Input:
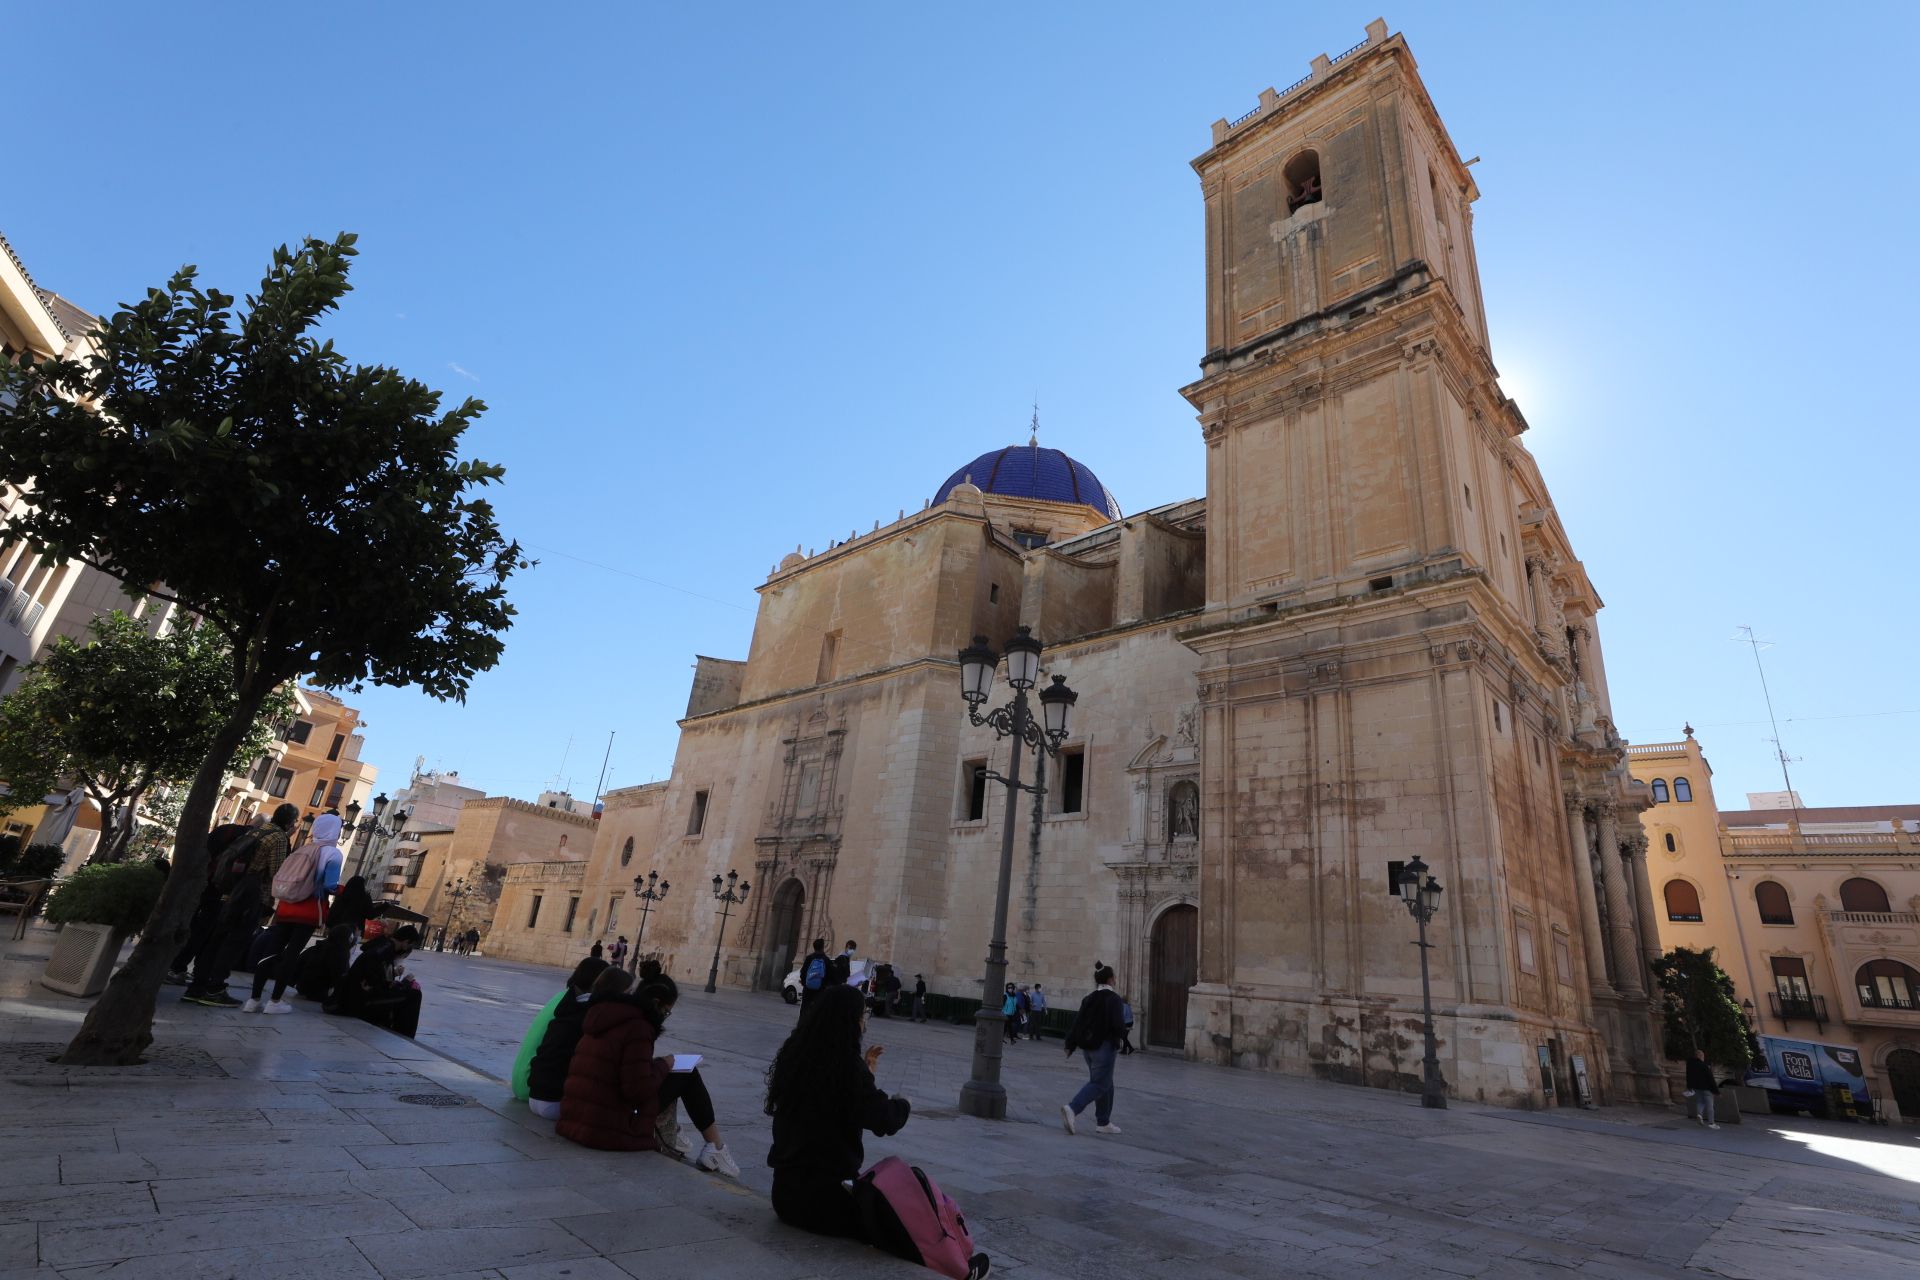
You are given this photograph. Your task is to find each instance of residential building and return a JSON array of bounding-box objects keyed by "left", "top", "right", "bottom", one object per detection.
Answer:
[
  {"left": 1627, "top": 731, "right": 1920, "bottom": 1121},
  {"left": 217, "top": 686, "right": 378, "bottom": 839},
  {"left": 392, "top": 793, "right": 593, "bottom": 950},
  {"left": 479, "top": 22, "right": 1667, "bottom": 1110}
]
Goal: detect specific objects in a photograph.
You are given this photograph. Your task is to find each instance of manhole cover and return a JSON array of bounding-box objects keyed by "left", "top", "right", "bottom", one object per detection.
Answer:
[{"left": 398, "top": 1093, "right": 471, "bottom": 1107}]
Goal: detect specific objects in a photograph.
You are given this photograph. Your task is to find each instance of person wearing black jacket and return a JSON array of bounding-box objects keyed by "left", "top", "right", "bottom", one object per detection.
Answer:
[
  {"left": 528, "top": 960, "right": 613, "bottom": 1120},
  {"left": 328, "top": 875, "right": 375, "bottom": 939},
  {"left": 764, "top": 985, "right": 911, "bottom": 1235},
  {"left": 326, "top": 926, "right": 423, "bottom": 1037},
  {"left": 1685, "top": 1049, "right": 1724, "bottom": 1130},
  {"left": 292, "top": 924, "right": 355, "bottom": 1003},
  {"left": 1060, "top": 964, "right": 1126, "bottom": 1136}
]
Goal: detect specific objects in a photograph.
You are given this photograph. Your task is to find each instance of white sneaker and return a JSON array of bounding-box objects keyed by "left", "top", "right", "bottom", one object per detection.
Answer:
[
  {"left": 1706, "top": 1123, "right": 1721, "bottom": 1130},
  {"left": 696, "top": 1143, "right": 740, "bottom": 1178},
  {"left": 1060, "top": 1104, "right": 1077, "bottom": 1136},
  {"left": 1095, "top": 1122, "right": 1123, "bottom": 1135},
  {"left": 262, "top": 1001, "right": 295, "bottom": 1015},
  {"left": 240, "top": 998, "right": 262, "bottom": 1013}
]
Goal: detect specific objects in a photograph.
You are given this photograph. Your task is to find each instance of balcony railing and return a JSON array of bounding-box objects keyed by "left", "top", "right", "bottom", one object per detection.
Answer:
[
  {"left": 1830, "top": 911, "right": 1920, "bottom": 927},
  {"left": 1768, "top": 991, "right": 1826, "bottom": 1025},
  {"left": 1858, "top": 989, "right": 1919, "bottom": 1012}
]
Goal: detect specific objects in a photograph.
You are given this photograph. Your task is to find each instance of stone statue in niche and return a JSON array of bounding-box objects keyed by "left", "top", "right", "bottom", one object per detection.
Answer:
[
  {"left": 1169, "top": 781, "right": 1199, "bottom": 841},
  {"left": 1175, "top": 705, "right": 1198, "bottom": 747}
]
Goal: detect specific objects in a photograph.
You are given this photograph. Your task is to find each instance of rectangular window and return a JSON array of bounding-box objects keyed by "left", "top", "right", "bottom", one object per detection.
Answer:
[
  {"left": 269, "top": 768, "right": 294, "bottom": 798},
  {"left": 327, "top": 733, "right": 345, "bottom": 762},
  {"left": 287, "top": 720, "right": 313, "bottom": 745},
  {"left": 1515, "top": 920, "right": 1537, "bottom": 975},
  {"left": 250, "top": 756, "right": 273, "bottom": 787},
  {"left": 607, "top": 895, "right": 622, "bottom": 931},
  {"left": 1386, "top": 860, "right": 1405, "bottom": 897},
  {"left": 962, "top": 760, "right": 988, "bottom": 822},
  {"left": 563, "top": 896, "right": 580, "bottom": 933},
  {"left": 989, "top": 583, "right": 1000, "bottom": 604},
  {"left": 816, "top": 631, "right": 841, "bottom": 684},
  {"left": 1491, "top": 699, "right": 1504, "bottom": 733},
  {"left": 527, "top": 894, "right": 543, "bottom": 928},
  {"left": 1771, "top": 956, "right": 1810, "bottom": 1003},
  {"left": 687, "top": 789, "right": 710, "bottom": 836},
  {"left": 1058, "top": 747, "right": 1086, "bottom": 814},
  {"left": 327, "top": 778, "right": 347, "bottom": 807},
  {"left": 1553, "top": 933, "right": 1573, "bottom": 985},
  {"left": 406, "top": 856, "right": 424, "bottom": 888},
  {"left": 309, "top": 781, "right": 328, "bottom": 807}
]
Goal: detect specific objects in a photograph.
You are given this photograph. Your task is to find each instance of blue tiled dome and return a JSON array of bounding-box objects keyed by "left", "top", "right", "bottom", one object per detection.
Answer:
[{"left": 934, "top": 444, "right": 1120, "bottom": 520}]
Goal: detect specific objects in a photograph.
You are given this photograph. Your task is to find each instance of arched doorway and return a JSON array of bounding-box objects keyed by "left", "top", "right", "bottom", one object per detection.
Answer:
[
  {"left": 760, "top": 879, "right": 805, "bottom": 990},
  {"left": 1887, "top": 1049, "right": 1920, "bottom": 1122},
  {"left": 1148, "top": 903, "right": 1198, "bottom": 1049}
]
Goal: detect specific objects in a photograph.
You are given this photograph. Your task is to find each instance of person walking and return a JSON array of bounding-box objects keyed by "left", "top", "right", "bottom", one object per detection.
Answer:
[
  {"left": 245, "top": 812, "right": 345, "bottom": 1014},
  {"left": 182, "top": 803, "right": 299, "bottom": 1008},
  {"left": 556, "top": 975, "right": 740, "bottom": 1177},
  {"left": 465, "top": 927, "right": 480, "bottom": 955},
  {"left": 911, "top": 974, "right": 927, "bottom": 1023},
  {"left": 1685, "top": 1048, "right": 1724, "bottom": 1130},
  {"left": 609, "top": 936, "right": 629, "bottom": 971},
  {"left": 1001, "top": 983, "right": 1021, "bottom": 1045},
  {"left": 1028, "top": 982, "right": 1048, "bottom": 1040},
  {"left": 1060, "top": 964, "right": 1126, "bottom": 1136},
  {"left": 831, "top": 939, "right": 858, "bottom": 986},
  {"left": 800, "top": 938, "right": 831, "bottom": 1011}
]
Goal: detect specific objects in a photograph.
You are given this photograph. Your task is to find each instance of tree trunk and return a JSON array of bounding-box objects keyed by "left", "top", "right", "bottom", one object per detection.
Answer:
[{"left": 59, "top": 691, "right": 266, "bottom": 1065}]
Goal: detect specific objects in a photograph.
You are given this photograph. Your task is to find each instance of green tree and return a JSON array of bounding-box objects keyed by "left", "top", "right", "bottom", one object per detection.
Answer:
[
  {"left": 1649, "top": 946, "right": 1760, "bottom": 1069},
  {"left": 0, "top": 235, "right": 525, "bottom": 1063},
  {"left": 0, "top": 613, "right": 288, "bottom": 863}
]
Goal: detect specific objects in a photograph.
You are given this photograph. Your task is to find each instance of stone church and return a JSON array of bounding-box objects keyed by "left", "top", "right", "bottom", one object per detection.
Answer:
[{"left": 487, "top": 20, "right": 1665, "bottom": 1108}]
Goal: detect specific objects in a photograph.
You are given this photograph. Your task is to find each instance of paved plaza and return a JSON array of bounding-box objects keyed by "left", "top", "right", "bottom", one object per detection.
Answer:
[{"left": 4, "top": 935, "right": 1919, "bottom": 1279}]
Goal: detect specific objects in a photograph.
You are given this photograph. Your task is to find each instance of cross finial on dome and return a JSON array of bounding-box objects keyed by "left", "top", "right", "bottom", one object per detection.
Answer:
[{"left": 1029, "top": 402, "right": 1040, "bottom": 448}]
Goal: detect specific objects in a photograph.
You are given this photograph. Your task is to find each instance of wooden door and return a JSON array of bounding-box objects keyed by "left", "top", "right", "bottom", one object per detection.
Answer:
[
  {"left": 1889, "top": 1050, "right": 1920, "bottom": 1122},
  {"left": 1148, "top": 904, "right": 1198, "bottom": 1048}
]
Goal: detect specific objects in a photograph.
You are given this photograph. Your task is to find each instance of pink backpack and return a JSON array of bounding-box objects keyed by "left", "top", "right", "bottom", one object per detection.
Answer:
[
  {"left": 271, "top": 840, "right": 323, "bottom": 903},
  {"left": 853, "top": 1155, "right": 976, "bottom": 1279}
]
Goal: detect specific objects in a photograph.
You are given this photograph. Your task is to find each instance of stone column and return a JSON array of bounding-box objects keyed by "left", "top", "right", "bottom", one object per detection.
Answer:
[
  {"left": 1594, "top": 801, "right": 1643, "bottom": 996},
  {"left": 1563, "top": 797, "right": 1612, "bottom": 994},
  {"left": 1626, "top": 834, "right": 1663, "bottom": 972}
]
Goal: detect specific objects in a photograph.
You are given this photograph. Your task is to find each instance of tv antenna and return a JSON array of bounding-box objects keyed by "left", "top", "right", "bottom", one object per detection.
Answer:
[{"left": 1734, "top": 625, "right": 1800, "bottom": 817}]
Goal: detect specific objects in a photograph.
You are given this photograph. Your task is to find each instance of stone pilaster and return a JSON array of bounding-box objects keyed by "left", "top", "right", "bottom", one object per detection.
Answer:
[
  {"left": 1626, "top": 834, "right": 1662, "bottom": 980},
  {"left": 1563, "top": 797, "right": 1612, "bottom": 994},
  {"left": 1594, "top": 801, "right": 1643, "bottom": 997}
]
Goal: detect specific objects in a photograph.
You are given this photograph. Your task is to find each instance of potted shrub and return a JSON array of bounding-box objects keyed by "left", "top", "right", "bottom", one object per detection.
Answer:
[{"left": 40, "top": 862, "right": 164, "bottom": 997}]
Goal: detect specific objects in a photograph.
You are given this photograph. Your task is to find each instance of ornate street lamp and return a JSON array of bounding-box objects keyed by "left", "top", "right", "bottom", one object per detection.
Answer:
[
  {"left": 954, "top": 626, "right": 1078, "bottom": 1120},
  {"left": 1397, "top": 854, "right": 1448, "bottom": 1109},
  {"left": 704, "top": 870, "right": 750, "bottom": 994},
  {"left": 632, "top": 869, "right": 671, "bottom": 972}
]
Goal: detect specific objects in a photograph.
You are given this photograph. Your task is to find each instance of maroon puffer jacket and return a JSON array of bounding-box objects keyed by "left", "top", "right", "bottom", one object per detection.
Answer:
[{"left": 555, "top": 995, "right": 670, "bottom": 1151}]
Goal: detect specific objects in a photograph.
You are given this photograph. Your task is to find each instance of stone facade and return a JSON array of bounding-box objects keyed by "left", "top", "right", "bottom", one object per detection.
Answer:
[
  {"left": 478, "top": 21, "right": 1664, "bottom": 1109},
  {"left": 1628, "top": 733, "right": 1920, "bottom": 1121},
  {"left": 392, "top": 794, "right": 594, "bottom": 951}
]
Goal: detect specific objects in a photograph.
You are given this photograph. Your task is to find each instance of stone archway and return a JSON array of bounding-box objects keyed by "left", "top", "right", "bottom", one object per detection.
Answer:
[
  {"left": 1887, "top": 1048, "right": 1920, "bottom": 1123},
  {"left": 1147, "top": 903, "right": 1198, "bottom": 1049},
  {"left": 760, "top": 878, "right": 806, "bottom": 990}
]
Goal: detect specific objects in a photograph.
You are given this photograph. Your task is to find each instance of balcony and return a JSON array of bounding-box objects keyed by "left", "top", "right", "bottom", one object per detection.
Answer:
[
  {"left": 1858, "top": 988, "right": 1918, "bottom": 1013},
  {"left": 1767, "top": 991, "right": 1827, "bottom": 1027}
]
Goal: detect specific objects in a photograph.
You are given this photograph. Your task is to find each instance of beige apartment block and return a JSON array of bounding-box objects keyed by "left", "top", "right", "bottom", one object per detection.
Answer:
[
  {"left": 216, "top": 686, "right": 378, "bottom": 842},
  {"left": 1628, "top": 733, "right": 1920, "bottom": 1121},
  {"left": 480, "top": 21, "right": 1663, "bottom": 1110},
  {"left": 392, "top": 794, "right": 593, "bottom": 950}
]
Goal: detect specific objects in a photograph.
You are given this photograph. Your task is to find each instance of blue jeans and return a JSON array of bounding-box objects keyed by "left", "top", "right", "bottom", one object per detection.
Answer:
[{"left": 1070, "top": 1042, "right": 1117, "bottom": 1125}]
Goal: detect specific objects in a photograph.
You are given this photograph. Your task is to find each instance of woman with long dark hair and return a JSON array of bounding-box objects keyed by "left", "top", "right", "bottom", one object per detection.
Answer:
[{"left": 328, "top": 874, "right": 376, "bottom": 939}]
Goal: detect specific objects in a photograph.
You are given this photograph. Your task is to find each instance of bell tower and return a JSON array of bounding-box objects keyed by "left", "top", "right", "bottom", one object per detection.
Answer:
[{"left": 1177, "top": 22, "right": 1663, "bottom": 1106}]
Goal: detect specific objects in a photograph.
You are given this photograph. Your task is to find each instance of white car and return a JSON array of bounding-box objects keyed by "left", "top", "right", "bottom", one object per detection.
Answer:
[{"left": 782, "top": 957, "right": 869, "bottom": 1003}]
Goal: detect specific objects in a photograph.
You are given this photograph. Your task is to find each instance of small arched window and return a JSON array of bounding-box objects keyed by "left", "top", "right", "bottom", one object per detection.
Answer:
[
  {"left": 1663, "top": 832, "right": 1677, "bottom": 853},
  {"left": 1664, "top": 879, "right": 1703, "bottom": 922},
  {"left": 1650, "top": 779, "right": 1670, "bottom": 804},
  {"left": 1856, "top": 959, "right": 1919, "bottom": 1010},
  {"left": 1283, "top": 150, "right": 1322, "bottom": 213},
  {"left": 620, "top": 836, "right": 634, "bottom": 868},
  {"left": 1754, "top": 881, "right": 1793, "bottom": 925},
  {"left": 1839, "top": 878, "right": 1892, "bottom": 914},
  {"left": 1673, "top": 776, "right": 1693, "bottom": 803}
]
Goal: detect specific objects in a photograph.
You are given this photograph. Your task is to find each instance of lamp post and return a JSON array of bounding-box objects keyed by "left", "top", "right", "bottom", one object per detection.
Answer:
[
  {"left": 954, "top": 626, "right": 1079, "bottom": 1120},
  {"left": 437, "top": 878, "right": 469, "bottom": 954},
  {"left": 632, "top": 870, "right": 671, "bottom": 972},
  {"left": 1397, "top": 854, "right": 1448, "bottom": 1109},
  {"left": 704, "top": 871, "right": 750, "bottom": 994}
]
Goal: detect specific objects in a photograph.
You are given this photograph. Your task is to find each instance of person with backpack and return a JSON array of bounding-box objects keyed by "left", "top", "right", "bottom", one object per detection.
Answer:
[
  {"left": 1001, "top": 983, "right": 1021, "bottom": 1045},
  {"left": 800, "top": 938, "right": 831, "bottom": 1011},
  {"left": 181, "top": 803, "right": 299, "bottom": 1008},
  {"left": 766, "top": 984, "right": 990, "bottom": 1278},
  {"left": 166, "top": 816, "right": 263, "bottom": 985},
  {"left": 1060, "top": 964, "right": 1126, "bottom": 1136},
  {"left": 244, "top": 811, "right": 345, "bottom": 1013}
]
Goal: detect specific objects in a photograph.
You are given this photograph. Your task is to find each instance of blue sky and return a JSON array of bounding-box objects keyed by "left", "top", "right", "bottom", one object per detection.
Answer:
[{"left": 9, "top": 3, "right": 1916, "bottom": 808}]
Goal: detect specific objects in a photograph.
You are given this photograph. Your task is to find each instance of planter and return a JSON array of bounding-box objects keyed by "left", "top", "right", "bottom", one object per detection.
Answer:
[{"left": 41, "top": 921, "right": 126, "bottom": 997}]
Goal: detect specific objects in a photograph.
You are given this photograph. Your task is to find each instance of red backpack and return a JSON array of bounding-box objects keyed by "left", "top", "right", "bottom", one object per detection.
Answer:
[{"left": 853, "top": 1155, "right": 977, "bottom": 1279}]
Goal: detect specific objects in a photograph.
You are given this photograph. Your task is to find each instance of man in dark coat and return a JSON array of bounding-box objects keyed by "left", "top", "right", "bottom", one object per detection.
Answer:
[
  {"left": 1060, "top": 963, "right": 1127, "bottom": 1136},
  {"left": 1685, "top": 1048, "right": 1724, "bottom": 1130},
  {"left": 182, "top": 803, "right": 298, "bottom": 1007}
]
